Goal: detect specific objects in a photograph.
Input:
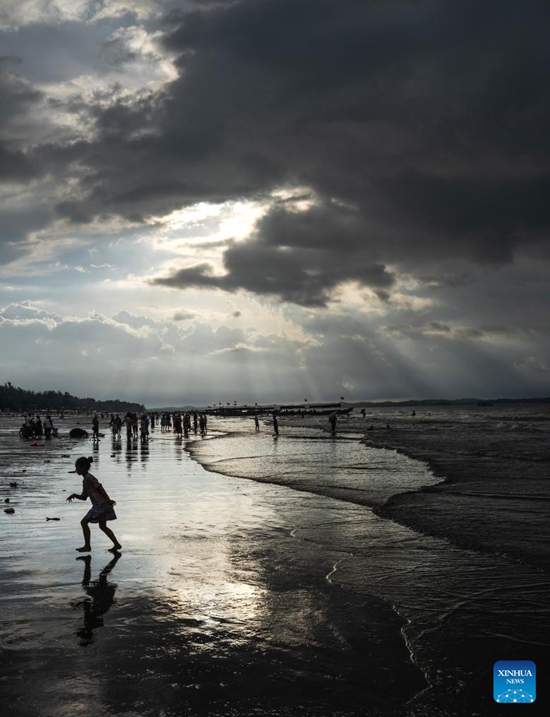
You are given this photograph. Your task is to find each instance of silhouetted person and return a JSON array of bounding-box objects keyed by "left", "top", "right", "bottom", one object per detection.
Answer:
[
  {"left": 140, "top": 414, "right": 149, "bottom": 443},
  {"left": 92, "top": 415, "right": 99, "bottom": 443},
  {"left": 66, "top": 456, "right": 121, "bottom": 553}
]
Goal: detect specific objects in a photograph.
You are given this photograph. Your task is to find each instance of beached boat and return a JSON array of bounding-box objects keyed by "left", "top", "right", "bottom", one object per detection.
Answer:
[{"left": 206, "top": 402, "right": 352, "bottom": 417}]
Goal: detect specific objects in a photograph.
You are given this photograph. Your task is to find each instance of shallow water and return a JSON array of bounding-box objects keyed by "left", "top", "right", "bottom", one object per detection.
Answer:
[
  {"left": 351, "top": 404, "right": 550, "bottom": 570},
  {"left": 1, "top": 412, "right": 549, "bottom": 716},
  {"left": 187, "top": 421, "right": 438, "bottom": 507}
]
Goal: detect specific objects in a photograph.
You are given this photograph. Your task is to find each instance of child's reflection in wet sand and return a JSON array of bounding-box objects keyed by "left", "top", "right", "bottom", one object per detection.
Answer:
[{"left": 73, "top": 552, "right": 120, "bottom": 646}]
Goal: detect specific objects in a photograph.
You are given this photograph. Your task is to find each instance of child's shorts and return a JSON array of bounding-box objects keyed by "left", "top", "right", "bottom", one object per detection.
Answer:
[{"left": 84, "top": 505, "right": 117, "bottom": 523}]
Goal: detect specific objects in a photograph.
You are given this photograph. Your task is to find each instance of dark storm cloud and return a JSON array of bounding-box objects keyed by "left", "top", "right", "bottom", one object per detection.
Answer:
[
  {"left": 0, "top": 56, "right": 43, "bottom": 125},
  {"left": 153, "top": 202, "right": 396, "bottom": 306},
  {"left": 0, "top": 57, "right": 44, "bottom": 183},
  {"left": 429, "top": 322, "right": 451, "bottom": 333},
  {"left": 14, "top": 0, "right": 550, "bottom": 302},
  {"left": 89, "top": 94, "right": 161, "bottom": 142},
  {"left": 0, "top": 207, "right": 53, "bottom": 242},
  {"left": 0, "top": 142, "right": 37, "bottom": 182}
]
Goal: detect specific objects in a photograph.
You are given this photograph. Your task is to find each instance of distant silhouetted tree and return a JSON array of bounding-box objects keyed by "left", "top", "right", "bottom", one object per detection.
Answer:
[{"left": 0, "top": 382, "right": 145, "bottom": 413}]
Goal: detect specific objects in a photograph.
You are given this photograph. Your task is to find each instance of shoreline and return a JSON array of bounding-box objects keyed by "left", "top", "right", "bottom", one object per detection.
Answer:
[
  {"left": 359, "top": 415, "right": 550, "bottom": 572},
  {"left": 195, "top": 410, "right": 550, "bottom": 572}
]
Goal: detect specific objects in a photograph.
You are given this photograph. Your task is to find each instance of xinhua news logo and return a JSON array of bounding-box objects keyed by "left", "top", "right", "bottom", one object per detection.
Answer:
[{"left": 494, "top": 661, "right": 536, "bottom": 703}]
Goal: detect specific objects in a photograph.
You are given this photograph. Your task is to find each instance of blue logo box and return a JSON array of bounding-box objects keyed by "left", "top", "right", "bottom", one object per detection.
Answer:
[{"left": 494, "top": 661, "right": 536, "bottom": 703}]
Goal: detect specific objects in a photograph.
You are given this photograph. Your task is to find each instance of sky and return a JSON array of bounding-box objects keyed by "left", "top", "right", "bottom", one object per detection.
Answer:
[{"left": 1, "top": 0, "right": 549, "bottom": 408}]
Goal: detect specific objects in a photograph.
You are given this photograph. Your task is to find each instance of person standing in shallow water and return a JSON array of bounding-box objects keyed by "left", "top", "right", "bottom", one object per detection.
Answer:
[
  {"left": 66, "top": 456, "right": 121, "bottom": 552},
  {"left": 92, "top": 414, "right": 99, "bottom": 443}
]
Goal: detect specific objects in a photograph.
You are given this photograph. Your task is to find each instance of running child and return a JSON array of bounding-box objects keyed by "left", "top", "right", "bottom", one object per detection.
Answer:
[{"left": 66, "top": 456, "right": 121, "bottom": 552}]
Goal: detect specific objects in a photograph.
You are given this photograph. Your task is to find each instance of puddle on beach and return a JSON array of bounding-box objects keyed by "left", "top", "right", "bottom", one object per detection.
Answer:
[{"left": 1, "top": 415, "right": 549, "bottom": 716}]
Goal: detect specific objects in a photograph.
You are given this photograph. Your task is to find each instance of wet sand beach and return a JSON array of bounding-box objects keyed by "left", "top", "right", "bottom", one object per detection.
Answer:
[
  {"left": 1, "top": 409, "right": 549, "bottom": 716},
  {"left": 1, "top": 416, "right": 423, "bottom": 717}
]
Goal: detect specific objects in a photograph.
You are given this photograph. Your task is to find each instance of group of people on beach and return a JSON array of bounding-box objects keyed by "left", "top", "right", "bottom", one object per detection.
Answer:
[
  {"left": 20, "top": 413, "right": 57, "bottom": 439},
  {"left": 165, "top": 411, "right": 208, "bottom": 437},
  {"left": 106, "top": 412, "right": 150, "bottom": 443},
  {"left": 104, "top": 410, "right": 208, "bottom": 443}
]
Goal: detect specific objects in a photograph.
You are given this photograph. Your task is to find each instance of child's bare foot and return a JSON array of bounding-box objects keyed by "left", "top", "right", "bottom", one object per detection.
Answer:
[
  {"left": 76, "top": 546, "right": 91, "bottom": 552},
  {"left": 110, "top": 543, "right": 122, "bottom": 551}
]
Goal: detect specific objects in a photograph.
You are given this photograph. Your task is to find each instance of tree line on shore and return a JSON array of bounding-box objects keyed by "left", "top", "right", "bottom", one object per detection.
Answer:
[{"left": 0, "top": 382, "right": 145, "bottom": 414}]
